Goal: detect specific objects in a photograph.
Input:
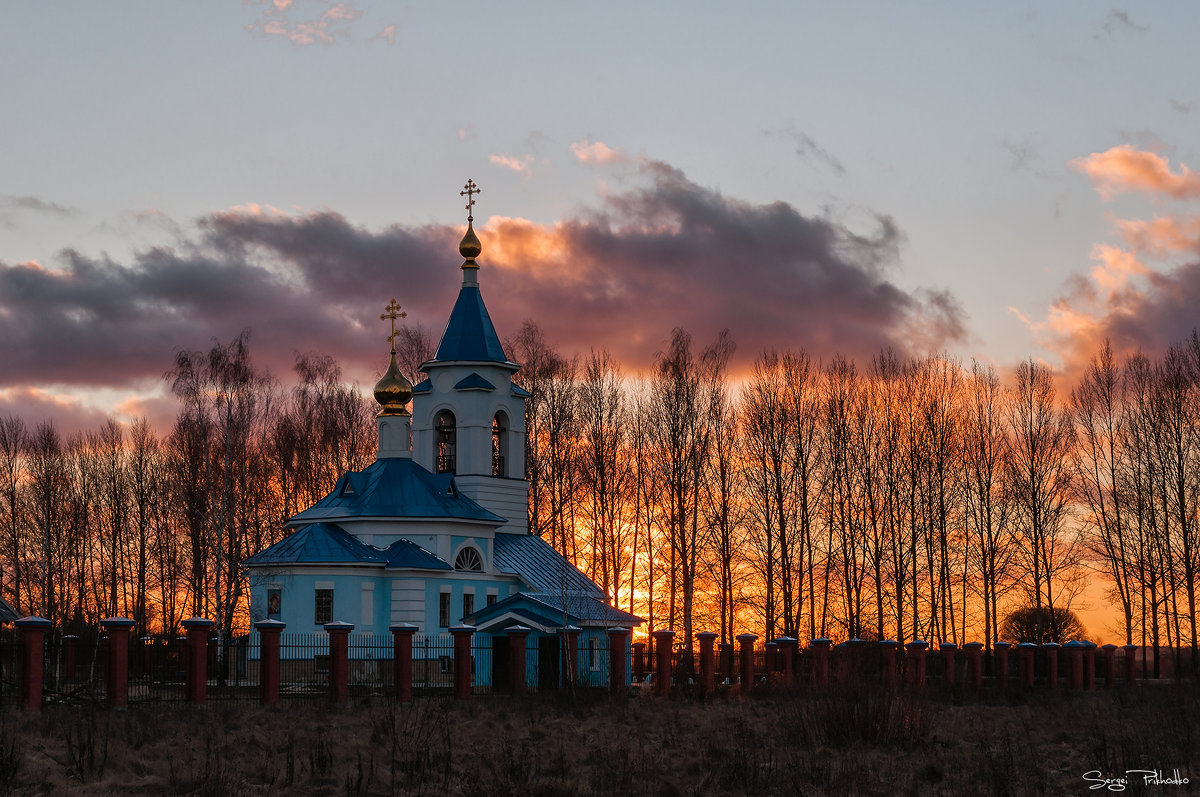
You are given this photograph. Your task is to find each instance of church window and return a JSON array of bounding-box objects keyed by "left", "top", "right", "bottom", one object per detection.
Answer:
[
  {"left": 589, "top": 638, "right": 601, "bottom": 672},
  {"left": 491, "top": 412, "right": 508, "bottom": 476},
  {"left": 454, "top": 547, "right": 484, "bottom": 572},
  {"left": 267, "top": 588, "right": 281, "bottom": 620},
  {"left": 435, "top": 410, "right": 456, "bottom": 474},
  {"left": 439, "top": 592, "right": 451, "bottom": 627},
  {"left": 486, "top": 592, "right": 497, "bottom": 607},
  {"left": 462, "top": 593, "right": 474, "bottom": 617},
  {"left": 314, "top": 589, "right": 333, "bottom": 625}
]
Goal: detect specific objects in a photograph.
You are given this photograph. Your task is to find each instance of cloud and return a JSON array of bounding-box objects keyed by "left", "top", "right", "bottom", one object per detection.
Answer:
[
  {"left": 0, "top": 195, "right": 78, "bottom": 228},
  {"left": 0, "top": 387, "right": 115, "bottom": 438},
  {"left": 369, "top": 24, "right": 397, "bottom": 45},
  {"left": 1070, "top": 145, "right": 1200, "bottom": 201},
  {"left": 0, "top": 160, "right": 964, "bottom": 402},
  {"left": 570, "top": 139, "right": 626, "bottom": 165},
  {"left": 244, "top": 0, "right": 364, "bottom": 45},
  {"left": 1020, "top": 143, "right": 1200, "bottom": 377},
  {"left": 488, "top": 154, "right": 535, "bottom": 178},
  {"left": 768, "top": 126, "right": 845, "bottom": 174},
  {"left": 1102, "top": 9, "right": 1149, "bottom": 36}
]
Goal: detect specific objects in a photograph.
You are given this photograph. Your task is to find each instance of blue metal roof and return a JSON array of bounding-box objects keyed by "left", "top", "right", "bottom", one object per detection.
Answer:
[
  {"left": 412, "top": 378, "right": 432, "bottom": 394},
  {"left": 511, "top": 383, "right": 532, "bottom": 399},
  {"left": 384, "top": 538, "right": 451, "bottom": 570},
  {"left": 492, "top": 533, "right": 605, "bottom": 596},
  {"left": 243, "top": 523, "right": 386, "bottom": 566},
  {"left": 289, "top": 457, "right": 505, "bottom": 525},
  {"left": 427, "top": 286, "right": 516, "bottom": 367},
  {"left": 454, "top": 372, "right": 495, "bottom": 391}
]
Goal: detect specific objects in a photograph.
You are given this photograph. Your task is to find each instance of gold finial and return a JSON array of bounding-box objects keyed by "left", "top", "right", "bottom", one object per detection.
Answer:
[
  {"left": 374, "top": 298, "right": 412, "bottom": 416},
  {"left": 458, "top": 179, "right": 482, "bottom": 266},
  {"left": 380, "top": 298, "right": 407, "bottom": 352}
]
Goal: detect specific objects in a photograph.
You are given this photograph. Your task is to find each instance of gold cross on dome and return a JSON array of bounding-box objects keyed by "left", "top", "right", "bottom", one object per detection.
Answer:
[
  {"left": 460, "top": 179, "right": 480, "bottom": 222},
  {"left": 380, "top": 299, "right": 407, "bottom": 348}
]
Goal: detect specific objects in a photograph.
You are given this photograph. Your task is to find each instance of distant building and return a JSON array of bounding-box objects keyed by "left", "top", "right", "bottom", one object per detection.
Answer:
[{"left": 243, "top": 183, "right": 640, "bottom": 686}]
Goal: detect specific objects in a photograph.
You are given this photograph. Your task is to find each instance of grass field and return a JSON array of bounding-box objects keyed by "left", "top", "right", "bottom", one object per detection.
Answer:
[{"left": 0, "top": 682, "right": 1196, "bottom": 795}]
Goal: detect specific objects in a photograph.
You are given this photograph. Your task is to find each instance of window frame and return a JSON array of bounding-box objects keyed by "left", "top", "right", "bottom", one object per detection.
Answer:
[{"left": 314, "top": 588, "right": 333, "bottom": 625}]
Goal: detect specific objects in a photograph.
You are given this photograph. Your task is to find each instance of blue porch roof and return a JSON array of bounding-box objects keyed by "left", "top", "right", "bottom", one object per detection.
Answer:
[
  {"left": 464, "top": 590, "right": 642, "bottom": 631},
  {"left": 243, "top": 523, "right": 386, "bottom": 566},
  {"left": 289, "top": 457, "right": 505, "bottom": 526}
]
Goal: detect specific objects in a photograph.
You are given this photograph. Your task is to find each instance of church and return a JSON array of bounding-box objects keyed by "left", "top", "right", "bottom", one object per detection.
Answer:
[{"left": 243, "top": 182, "right": 640, "bottom": 687}]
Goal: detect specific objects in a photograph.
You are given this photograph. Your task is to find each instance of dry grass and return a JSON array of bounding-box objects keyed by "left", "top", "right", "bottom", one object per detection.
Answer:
[{"left": 0, "top": 682, "right": 1197, "bottom": 795}]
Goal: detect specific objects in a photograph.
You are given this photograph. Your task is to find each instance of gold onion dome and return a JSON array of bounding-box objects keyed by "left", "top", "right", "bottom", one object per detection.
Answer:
[
  {"left": 373, "top": 352, "right": 412, "bottom": 416},
  {"left": 459, "top": 219, "right": 482, "bottom": 266}
]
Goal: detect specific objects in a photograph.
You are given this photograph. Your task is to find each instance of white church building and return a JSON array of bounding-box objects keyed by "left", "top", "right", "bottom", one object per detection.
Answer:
[{"left": 243, "top": 183, "right": 639, "bottom": 686}]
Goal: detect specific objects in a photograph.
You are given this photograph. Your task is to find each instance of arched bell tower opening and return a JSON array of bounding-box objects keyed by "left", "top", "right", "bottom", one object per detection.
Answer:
[
  {"left": 491, "top": 411, "right": 508, "bottom": 477},
  {"left": 435, "top": 410, "right": 457, "bottom": 474}
]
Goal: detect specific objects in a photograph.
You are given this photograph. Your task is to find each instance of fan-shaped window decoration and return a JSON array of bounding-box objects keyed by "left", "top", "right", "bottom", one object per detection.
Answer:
[
  {"left": 435, "top": 410, "right": 456, "bottom": 474},
  {"left": 454, "top": 547, "right": 483, "bottom": 572}
]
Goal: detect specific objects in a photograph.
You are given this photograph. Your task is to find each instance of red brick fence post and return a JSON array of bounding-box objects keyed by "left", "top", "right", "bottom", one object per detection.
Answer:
[
  {"left": 1066, "top": 641, "right": 1084, "bottom": 689},
  {"left": 964, "top": 642, "right": 984, "bottom": 689},
  {"left": 1084, "top": 642, "right": 1097, "bottom": 690},
  {"left": 904, "top": 640, "right": 927, "bottom": 688},
  {"left": 880, "top": 640, "right": 899, "bottom": 689},
  {"left": 939, "top": 643, "right": 957, "bottom": 689},
  {"left": 776, "top": 636, "right": 796, "bottom": 687},
  {"left": 507, "top": 625, "right": 530, "bottom": 696},
  {"left": 101, "top": 618, "right": 135, "bottom": 708},
  {"left": 390, "top": 622, "right": 417, "bottom": 703},
  {"left": 1101, "top": 643, "right": 1117, "bottom": 689},
  {"left": 811, "top": 638, "right": 831, "bottom": 686},
  {"left": 16, "top": 617, "right": 50, "bottom": 711},
  {"left": 994, "top": 641, "right": 1011, "bottom": 687},
  {"left": 737, "top": 633, "right": 758, "bottom": 694},
  {"left": 1043, "top": 642, "right": 1060, "bottom": 688},
  {"left": 652, "top": 629, "right": 674, "bottom": 697},
  {"left": 697, "top": 631, "right": 718, "bottom": 698},
  {"left": 1123, "top": 644, "right": 1138, "bottom": 685},
  {"left": 449, "top": 624, "right": 473, "bottom": 700},
  {"left": 1017, "top": 642, "right": 1036, "bottom": 687},
  {"left": 255, "top": 619, "right": 284, "bottom": 706},
  {"left": 182, "top": 617, "right": 214, "bottom": 705},
  {"left": 325, "top": 620, "right": 354, "bottom": 705}
]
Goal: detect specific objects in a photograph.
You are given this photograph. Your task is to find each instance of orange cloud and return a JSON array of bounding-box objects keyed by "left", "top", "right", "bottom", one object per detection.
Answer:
[
  {"left": 570, "top": 139, "right": 625, "bottom": 164},
  {"left": 1116, "top": 216, "right": 1200, "bottom": 255},
  {"left": 488, "top": 154, "right": 534, "bottom": 178},
  {"left": 1071, "top": 145, "right": 1200, "bottom": 200}
]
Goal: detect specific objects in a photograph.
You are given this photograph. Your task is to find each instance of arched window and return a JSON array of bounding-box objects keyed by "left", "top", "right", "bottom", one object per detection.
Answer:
[
  {"left": 454, "top": 547, "right": 483, "bottom": 571},
  {"left": 435, "top": 410, "right": 456, "bottom": 474},
  {"left": 491, "top": 411, "right": 508, "bottom": 477}
]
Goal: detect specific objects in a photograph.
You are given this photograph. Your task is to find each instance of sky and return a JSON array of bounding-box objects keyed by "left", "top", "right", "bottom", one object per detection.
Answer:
[{"left": 2, "top": 1, "right": 1200, "bottom": 433}]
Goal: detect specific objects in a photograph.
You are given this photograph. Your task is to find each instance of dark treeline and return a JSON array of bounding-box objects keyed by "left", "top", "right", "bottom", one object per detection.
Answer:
[{"left": 1, "top": 325, "right": 1198, "bottom": 676}]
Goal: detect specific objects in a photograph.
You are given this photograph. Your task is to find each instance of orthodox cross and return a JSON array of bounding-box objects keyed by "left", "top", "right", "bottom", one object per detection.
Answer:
[
  {"left": 460, "top": 179, "right": 480, "bottom": 222},
  {"left": 380, "top": 299, "right": 407, "bottom": 350}
]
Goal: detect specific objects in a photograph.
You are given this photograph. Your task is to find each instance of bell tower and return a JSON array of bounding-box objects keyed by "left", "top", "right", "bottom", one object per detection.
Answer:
[{"left": 411, "top": 180, "right": 530, "bottom": 534}]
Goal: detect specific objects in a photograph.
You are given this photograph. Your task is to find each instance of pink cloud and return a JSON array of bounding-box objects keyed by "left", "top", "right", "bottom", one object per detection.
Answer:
[
  {"left": 1071, "top": 145, "right": 1200, "bottom": 200},
  {"left": 369, "top": 24, "right": 397, "bottom": 45},
  {"left": 570, "top": 138, "right": 625, "bottom": 164},
  {"left": 488, "top": 154, "right": 534, "bottom": 178},
  {"left": 245, "top": 0, "right": 364, "bottom": 45}
]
